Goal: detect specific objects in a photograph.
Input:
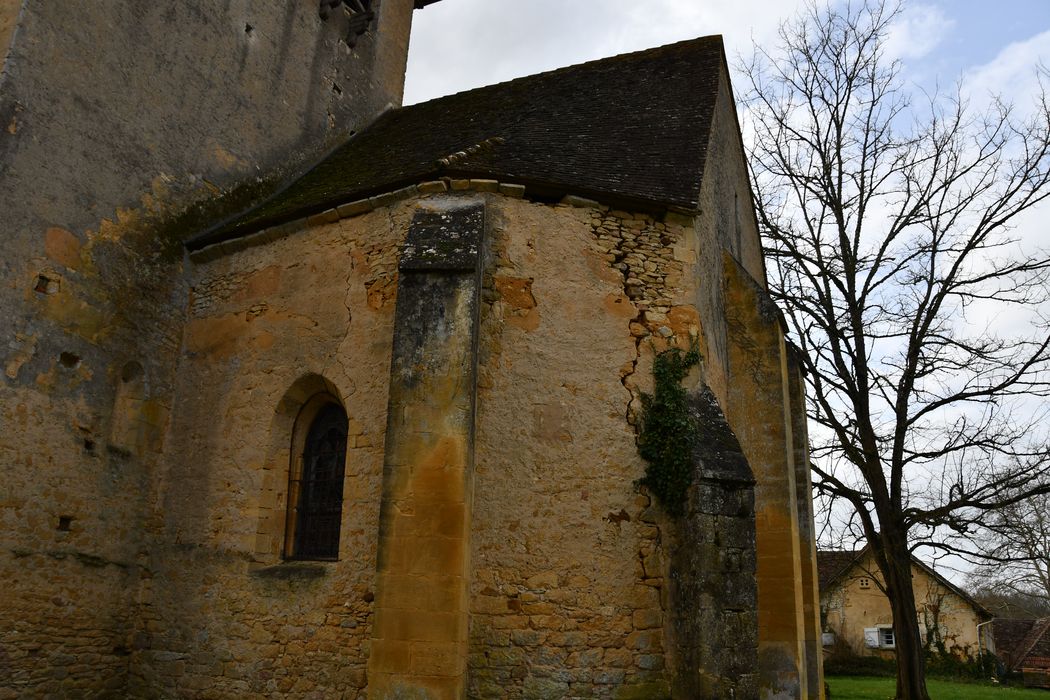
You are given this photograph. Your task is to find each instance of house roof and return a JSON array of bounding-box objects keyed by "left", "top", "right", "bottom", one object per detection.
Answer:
[
  {"left": 817, "top": 550, "right": 861, "bottom": 591},
  {"left": 189, "top": 35, "right": 728, "bottom": 249},
  {"left": 1024, "top": 620, "right": 1050, "bottom": 671},
  {"left": 816, "top": 547, "right": 990, "bottom": 619},
  {"left": 994, "top": 618, "right": 1047, "bottom": 670}
]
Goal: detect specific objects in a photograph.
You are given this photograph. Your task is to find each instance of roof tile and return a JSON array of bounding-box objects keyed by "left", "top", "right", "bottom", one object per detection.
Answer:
[{"left": 191, "top": 35, "right": 726, "bottom": 249}]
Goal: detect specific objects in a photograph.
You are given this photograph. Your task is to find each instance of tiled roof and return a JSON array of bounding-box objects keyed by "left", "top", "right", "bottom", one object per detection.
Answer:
[
  {"left": 992, "top": 618, "right": 1039, "bottom": 670},
  {"left": 191, "top": 35, "right": 727, "bottom": 249},
  {"left": 1004, "top": 618, "right": 1050, "bottom": 672},
  {"left": 817, "top": 550, "right": 860, "bottom": 592},
  {"left": 1024, "top": 621, "right": 1050, "bottom": 671}
]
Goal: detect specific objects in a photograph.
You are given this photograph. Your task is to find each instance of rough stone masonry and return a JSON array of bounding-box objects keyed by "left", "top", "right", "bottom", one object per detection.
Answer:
[{"left": 0, "top": 3, "right": 823, "bottom": 697}]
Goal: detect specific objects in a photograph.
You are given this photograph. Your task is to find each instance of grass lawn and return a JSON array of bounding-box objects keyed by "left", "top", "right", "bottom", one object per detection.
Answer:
[{"left": 827, "top": 676, "right": 1050, "bottom": 699}]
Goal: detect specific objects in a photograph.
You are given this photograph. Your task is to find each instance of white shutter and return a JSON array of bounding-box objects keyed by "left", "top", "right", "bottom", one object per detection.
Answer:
[{"left": 864, "top": 627, "right": 880, "bottom": 648}]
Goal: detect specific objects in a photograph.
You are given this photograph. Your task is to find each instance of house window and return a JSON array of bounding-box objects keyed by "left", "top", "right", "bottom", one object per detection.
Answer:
[
  {"left": 285, "top": 401, "right": 348, "bottom": 560},
  {"left": 858, "top": 577, "right": 871, "bottom": 589},
  {"left": 864, "top": 626, "right": 896, "bottom": 649},
  {"left": 879, "top": 627, "right": 895, "bottom": 648}
]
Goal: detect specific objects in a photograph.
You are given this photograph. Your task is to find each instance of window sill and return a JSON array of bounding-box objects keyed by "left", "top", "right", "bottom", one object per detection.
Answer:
[{"left": 248, "top": 561, "right": 330, "bottom": 580}]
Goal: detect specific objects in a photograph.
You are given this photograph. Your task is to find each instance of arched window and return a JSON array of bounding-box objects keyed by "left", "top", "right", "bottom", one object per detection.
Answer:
[{"left": 285, "top": 401, "right": 348, "bottom": 560}]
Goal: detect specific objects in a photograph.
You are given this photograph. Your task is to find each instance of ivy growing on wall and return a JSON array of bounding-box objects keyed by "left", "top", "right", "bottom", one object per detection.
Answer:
[{"left": 637, "top": 342, "right": 700, "bottom": 516}]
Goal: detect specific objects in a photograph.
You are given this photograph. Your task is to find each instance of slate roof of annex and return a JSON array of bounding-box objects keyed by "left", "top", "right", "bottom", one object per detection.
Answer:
[
  {"left": 193, "top": 35, "right": 727, "bottom": 248},
  {"left": 993, "top": 618, "right": 1047, "bottom": 670}
]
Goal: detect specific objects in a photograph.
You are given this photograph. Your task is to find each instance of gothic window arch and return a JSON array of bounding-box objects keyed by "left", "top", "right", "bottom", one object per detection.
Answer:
[{"left": 284, "top": 396, "right": 349, "bottom": 560}]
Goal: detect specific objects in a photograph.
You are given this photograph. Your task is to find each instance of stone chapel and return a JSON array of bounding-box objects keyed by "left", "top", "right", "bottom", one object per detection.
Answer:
[{"left": 0, "top": 2, "right": 823, "bottom": 698}]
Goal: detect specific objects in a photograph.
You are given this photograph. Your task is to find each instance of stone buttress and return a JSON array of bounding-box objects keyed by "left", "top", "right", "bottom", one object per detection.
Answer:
[{"left": 369, "top": 201, "right": 485, "bottom": 699}]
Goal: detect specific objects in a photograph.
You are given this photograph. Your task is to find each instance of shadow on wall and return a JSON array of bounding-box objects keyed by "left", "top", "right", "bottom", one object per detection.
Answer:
[{"left": 110, "top": 361, "right": 147, "bottom": 455}]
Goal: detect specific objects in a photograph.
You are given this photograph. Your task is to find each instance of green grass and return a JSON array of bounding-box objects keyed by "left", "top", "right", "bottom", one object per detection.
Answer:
[{"left": 827, "top": 676, "right": 1050, "bottom": 699}]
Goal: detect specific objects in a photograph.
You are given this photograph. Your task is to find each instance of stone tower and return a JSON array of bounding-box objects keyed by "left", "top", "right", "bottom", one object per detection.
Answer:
[{"left": 0, "top": 2, "right": 427, "bottom": 694}]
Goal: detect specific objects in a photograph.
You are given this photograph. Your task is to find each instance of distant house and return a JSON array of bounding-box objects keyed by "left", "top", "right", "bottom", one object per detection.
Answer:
[
  {"left": 992, "top": 618, "right": 1050, "bottom": 688},
  {"left": 818, "top": 548, "right": 991, "bottom": 658}
]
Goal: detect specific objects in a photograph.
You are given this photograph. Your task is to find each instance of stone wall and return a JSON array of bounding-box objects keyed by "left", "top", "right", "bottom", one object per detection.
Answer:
[
  {"left": 0, "top": 0, "right": 19, "bottom": 68},
  {"left": 0, "top": 5, "right": 826, "bottom": 696},
  {"left": 0, "top": 3, "right": 417, "bottom": 695},
  {"left": 668, "top": 388, "right": 758, "bottom": 699},
  {"left": 469, "top": 199, "right": 673, "bottom": 698},
  {"left": 132, "top": 201, "right": 410, "bottom": 697},
  {"left": 91, "top": 183, "right": 767, "bottom": 698},
  {"left": 693, "top": 62, "right": 824, "bottom": 700},
  {"left": 468, "top": 194, "right": 760, "bottom": 698},
  {"left": 369, "top": 202, "right": 485, "bottom": 699}
]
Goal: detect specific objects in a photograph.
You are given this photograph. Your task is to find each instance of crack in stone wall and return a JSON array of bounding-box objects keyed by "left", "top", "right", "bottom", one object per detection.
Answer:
[
  {"left": 583, "top": 207, "right": 694, "bottom": 426},
  {"left": 579, "top": 202, "right": 758, "bottom": 697},
  {"left": 583, "top": 204, "right": 697, "bottom": 698},
  {"left": 464, "top": 198, "right": 687, "bottom": 698}
]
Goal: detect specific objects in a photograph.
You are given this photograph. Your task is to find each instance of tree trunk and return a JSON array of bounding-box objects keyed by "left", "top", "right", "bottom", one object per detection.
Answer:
[{"left": 879, "top": 530, "right": 931, "bottom": 700}]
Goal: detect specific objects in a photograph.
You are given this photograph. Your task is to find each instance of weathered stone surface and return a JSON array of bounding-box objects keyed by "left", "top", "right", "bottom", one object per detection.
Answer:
[
  {"left": 790, "top": 349, "right": 826, "bottom": 698},
  {"left": 469, "top": 198, "right": 675, "bottom": 698},
  {"left": 1, "top": 17, "right": 823, "bottom": 699},
  {"left": 724, "top": 250, "right": 807, "bottom": 700},
  {"left": 398, "top": 202, "right": 484, "bottom": 272},
  {"left": 667, "top": 386, "right": 758, "bottom": 699},
  {"left": 0, "top": 3, "right": 418, "bottom": 696},
  {"left": 370, "top": 201, "right": 485, "bottom": 699},
  {"left": 418, "top": 180, "right": 450, "bottom": 194},
  {"left": 337, "top": 199, "right": 375, "bottom": 218},
  {"left": 142, "top": 205, "right": 406, "bottom": 698},
  {"left": 498, "top": 183, "right": 526, "bottom": 198},
  {"left": 561, "top": 194, "right": 601, "bottom": 208},
  {"left": 468, "top": 179, "right": 500, "bottom": 193}
]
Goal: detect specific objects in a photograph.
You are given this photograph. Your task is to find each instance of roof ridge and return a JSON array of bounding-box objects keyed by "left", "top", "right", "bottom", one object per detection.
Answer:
[
  {"left": 817, "top": 548, "right": 866, "bottom": 591},
  {"left": 906, "top": 556, "right": 990, "bottom": 619},
  {"left": 403, "top": 34, "right": 725, "bottom": 108}
]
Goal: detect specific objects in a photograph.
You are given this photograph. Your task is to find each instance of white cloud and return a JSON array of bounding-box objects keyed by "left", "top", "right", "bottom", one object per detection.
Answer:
[
  {"left": 404, "top": 0, "right": 809, "bottom": 104},
  {"left": 961, "top": 30, "right": 1050, "bottom": 263},
  {"left": 884, "top": 3, "right": 953, "bottom": 62},
  {"left": 965, "top": 29, "right": 1050, "bottom": 111}
]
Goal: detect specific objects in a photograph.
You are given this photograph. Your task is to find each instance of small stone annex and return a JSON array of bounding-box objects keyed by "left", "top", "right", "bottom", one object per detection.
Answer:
[{"left": 0, "top": 2, "right": 823, "bottom": 698}]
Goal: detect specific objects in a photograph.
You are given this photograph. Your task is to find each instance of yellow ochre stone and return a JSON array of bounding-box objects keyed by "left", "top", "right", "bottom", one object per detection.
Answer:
[{"left": 2, "top": 12, "right": 822, "bottom": 697}]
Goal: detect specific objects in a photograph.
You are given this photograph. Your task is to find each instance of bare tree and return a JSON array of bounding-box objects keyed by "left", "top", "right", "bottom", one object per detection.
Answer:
[
  {"left": 968, "top": 578, "right": 1050, "bottom": 620},
  {"left": 971, "top": 494, "right": 1050, "bottom": 609},
  {"left": 740, "top": 2, "right": 1050, "bottom": 698}
]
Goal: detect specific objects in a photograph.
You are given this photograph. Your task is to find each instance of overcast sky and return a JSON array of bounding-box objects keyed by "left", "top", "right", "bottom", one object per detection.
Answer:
[
  {"left": 404, "top": 1, "right": 1050, "bottom": 576},
  {"left": 405, "top": 0, "right": 1050, "bottom": 107},
  {"left": 405, "top": 0, "right": 1050, "bottom": 343}
]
